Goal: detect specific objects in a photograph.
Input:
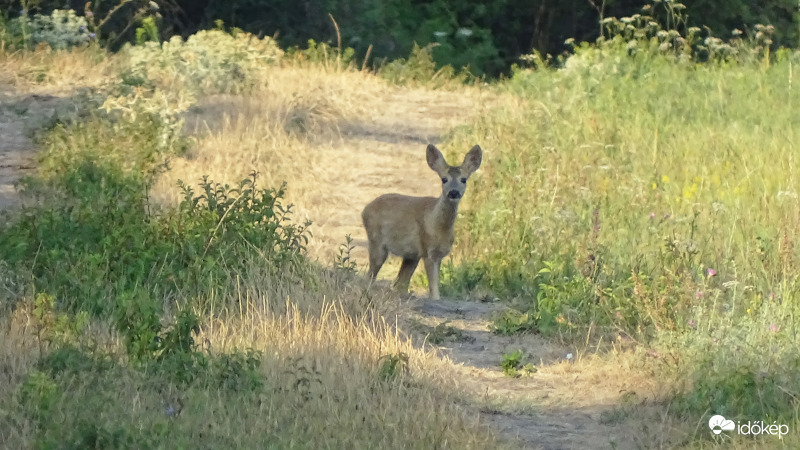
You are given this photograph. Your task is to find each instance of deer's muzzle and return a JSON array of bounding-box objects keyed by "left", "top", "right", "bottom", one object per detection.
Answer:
[{"left": 447, "top": 190, "right": 462, "bottom": 199}]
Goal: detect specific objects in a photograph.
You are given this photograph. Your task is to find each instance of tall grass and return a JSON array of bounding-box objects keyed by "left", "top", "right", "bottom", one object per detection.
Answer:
[{"left": 442, "top": 19, "right": 800, "bottom": 432}]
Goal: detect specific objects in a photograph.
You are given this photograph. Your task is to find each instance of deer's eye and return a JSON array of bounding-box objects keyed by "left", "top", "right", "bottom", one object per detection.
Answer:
[
  {"left": 442, "top": 178, "right": 448, "bottom": 184},
  {"left": 461, "top": 178, "right": 467, "bottom": 184}
]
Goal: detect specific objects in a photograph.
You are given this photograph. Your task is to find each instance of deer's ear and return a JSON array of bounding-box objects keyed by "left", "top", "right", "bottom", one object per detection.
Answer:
[
  {"left": 426, "top": 144, "right": 448, "bottom": 172},
  {"left": 462, "top": 145, "right": 482, "bottom": 175}
]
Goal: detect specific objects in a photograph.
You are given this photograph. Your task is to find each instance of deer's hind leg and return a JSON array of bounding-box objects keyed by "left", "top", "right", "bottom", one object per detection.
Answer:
[
  {"left": 393, "top": 258, "right": 420, "bottom": 293},
  {"left": 367, "top": 241, "right": 389, "bottom": 280}
]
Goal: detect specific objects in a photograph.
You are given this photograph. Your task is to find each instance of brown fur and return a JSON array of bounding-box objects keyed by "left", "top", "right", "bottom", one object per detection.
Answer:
[{"left": 361, "top": 144, "right": 482, "bottom": 299}]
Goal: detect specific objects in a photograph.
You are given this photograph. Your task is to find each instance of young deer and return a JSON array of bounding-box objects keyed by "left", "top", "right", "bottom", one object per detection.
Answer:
[{"left": 361, "top": 144, "right": 482, "bottom": 299}]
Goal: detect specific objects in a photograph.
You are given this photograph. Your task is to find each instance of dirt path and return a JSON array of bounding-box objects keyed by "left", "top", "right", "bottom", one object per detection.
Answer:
[
  {"left": 402, "top": 298, "right": 658, "bottom": 449},
  {"left": 0, "top": 92, "right": 55, "bottom": 209}
]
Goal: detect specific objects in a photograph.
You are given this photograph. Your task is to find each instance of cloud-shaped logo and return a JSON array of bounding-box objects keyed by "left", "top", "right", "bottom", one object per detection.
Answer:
[{"left": 708, "top": 415, "right": 735, "bottom": 435}]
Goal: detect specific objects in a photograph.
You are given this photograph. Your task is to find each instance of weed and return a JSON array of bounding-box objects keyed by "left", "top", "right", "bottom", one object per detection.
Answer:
[
  {"left": 378, "top": 352, "right": 409, "bottom": 381},
  {"left": 379, "top": 42, "right": 471, "bottom": 88},
  {"left": 286, "top": 38, "right": 356, "bottom": 70},
  {"left": 491, "top": 309, "right": 536, "bottom": 336},
  {"left": 500, "top": 350, "right": 536, "bottom": 378},
  {"left": 333, "top": 234, "right": 358, "bottom": 275}
]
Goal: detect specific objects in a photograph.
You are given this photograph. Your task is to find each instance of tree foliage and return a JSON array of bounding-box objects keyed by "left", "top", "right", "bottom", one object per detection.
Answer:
[{"left": 2, "top": 0, "right": 798, "bottom": 76}]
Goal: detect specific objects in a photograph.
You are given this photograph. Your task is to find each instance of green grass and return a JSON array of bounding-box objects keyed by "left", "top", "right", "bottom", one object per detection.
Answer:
[{"left": 441, "top": 27, "right": 800, "bottom": 433}]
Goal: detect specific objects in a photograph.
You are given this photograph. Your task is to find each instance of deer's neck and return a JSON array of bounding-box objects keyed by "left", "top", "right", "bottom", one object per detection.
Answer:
[{"left": 431, "top": 197, "right": 459, "bottom": 233}]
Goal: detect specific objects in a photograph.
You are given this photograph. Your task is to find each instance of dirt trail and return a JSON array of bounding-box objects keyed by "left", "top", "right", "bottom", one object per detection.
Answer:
[
  {"left": 0, "top": 92, "right": 58, "bottom": 210},
  {"left": 0, "top": 84, "right": 658, "bottom": 450},
  {"left": 403, "top": 298, "right": 654, "bottom": 449}
]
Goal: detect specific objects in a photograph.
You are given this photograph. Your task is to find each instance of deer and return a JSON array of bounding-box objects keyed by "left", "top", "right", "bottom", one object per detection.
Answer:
[{"left": 361, "top": 144, "right": 482, "bottom": 300}]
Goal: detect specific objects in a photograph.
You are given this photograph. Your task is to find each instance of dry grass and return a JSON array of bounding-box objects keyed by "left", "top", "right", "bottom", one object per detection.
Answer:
[
  {"left": 0, "top": 268, "right": 506, "bottom": 449},
  {"left": 0, "top": 44, "right": 117, "bottom": 95}
]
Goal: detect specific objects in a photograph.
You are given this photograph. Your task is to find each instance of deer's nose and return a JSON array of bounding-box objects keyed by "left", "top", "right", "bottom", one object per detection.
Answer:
[{"left": 447, "top": 190, "right": 461, "bottom": 199}]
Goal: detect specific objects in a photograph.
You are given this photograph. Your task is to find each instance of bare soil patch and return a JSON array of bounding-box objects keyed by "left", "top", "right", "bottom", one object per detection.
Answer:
[{"left": 0, "top": 92, "right": 65, "bottom": 209}]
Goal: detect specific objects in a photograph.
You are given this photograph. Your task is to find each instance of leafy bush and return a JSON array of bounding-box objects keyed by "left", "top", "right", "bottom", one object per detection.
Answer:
[
  {"left": 6, "top": 9, "right": 94, "bottom": 50},
  {"left": 121, "top": 28, "right": 283, "bottom": 95}
]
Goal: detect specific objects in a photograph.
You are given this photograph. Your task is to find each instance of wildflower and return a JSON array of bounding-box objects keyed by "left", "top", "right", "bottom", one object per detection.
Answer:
[
  {"left": 90, "top": 33, "right": 96, "bottom": 38},
  {"left": 707, "top": 268, "right": 716, "bottom": 278},
  {"left": 769, "top": 292, "right": 775, "bottom": 300},
  {"left": 85, "top": 11, "right": 93, "bottom": 17},
  {"left": 688, "top": 319, "right": 696, "bottom": 330},
  {"left": 696, "top": 291, "right": 703, "bottom": 299},
  {"left": 566, "top": 353, "right": 573, "bottom": 360},
  {"left": 649, "top": 212, "right": 655, "bottom": 220},
  {"left": 166, "top": 406, "right": 175, "bottom": 416},
  {"left": 770, "top": 324, "right": 778, "bottom": 333},
  {"left": 433, "top": 31, "right": 447, "bottom": 39}
]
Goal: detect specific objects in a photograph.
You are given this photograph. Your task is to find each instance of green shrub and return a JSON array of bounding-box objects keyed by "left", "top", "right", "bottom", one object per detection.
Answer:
[
  {"left": 7, "top": 9, "right": 94, "bottom": 50},
  {"left": 121, "top": 28, "right": 283, "bottom": 95}
]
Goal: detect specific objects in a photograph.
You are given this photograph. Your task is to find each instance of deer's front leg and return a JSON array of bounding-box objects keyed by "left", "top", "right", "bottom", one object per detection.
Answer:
[{"left": 424, "top": 256, "right": 442, "bottom": 300}]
